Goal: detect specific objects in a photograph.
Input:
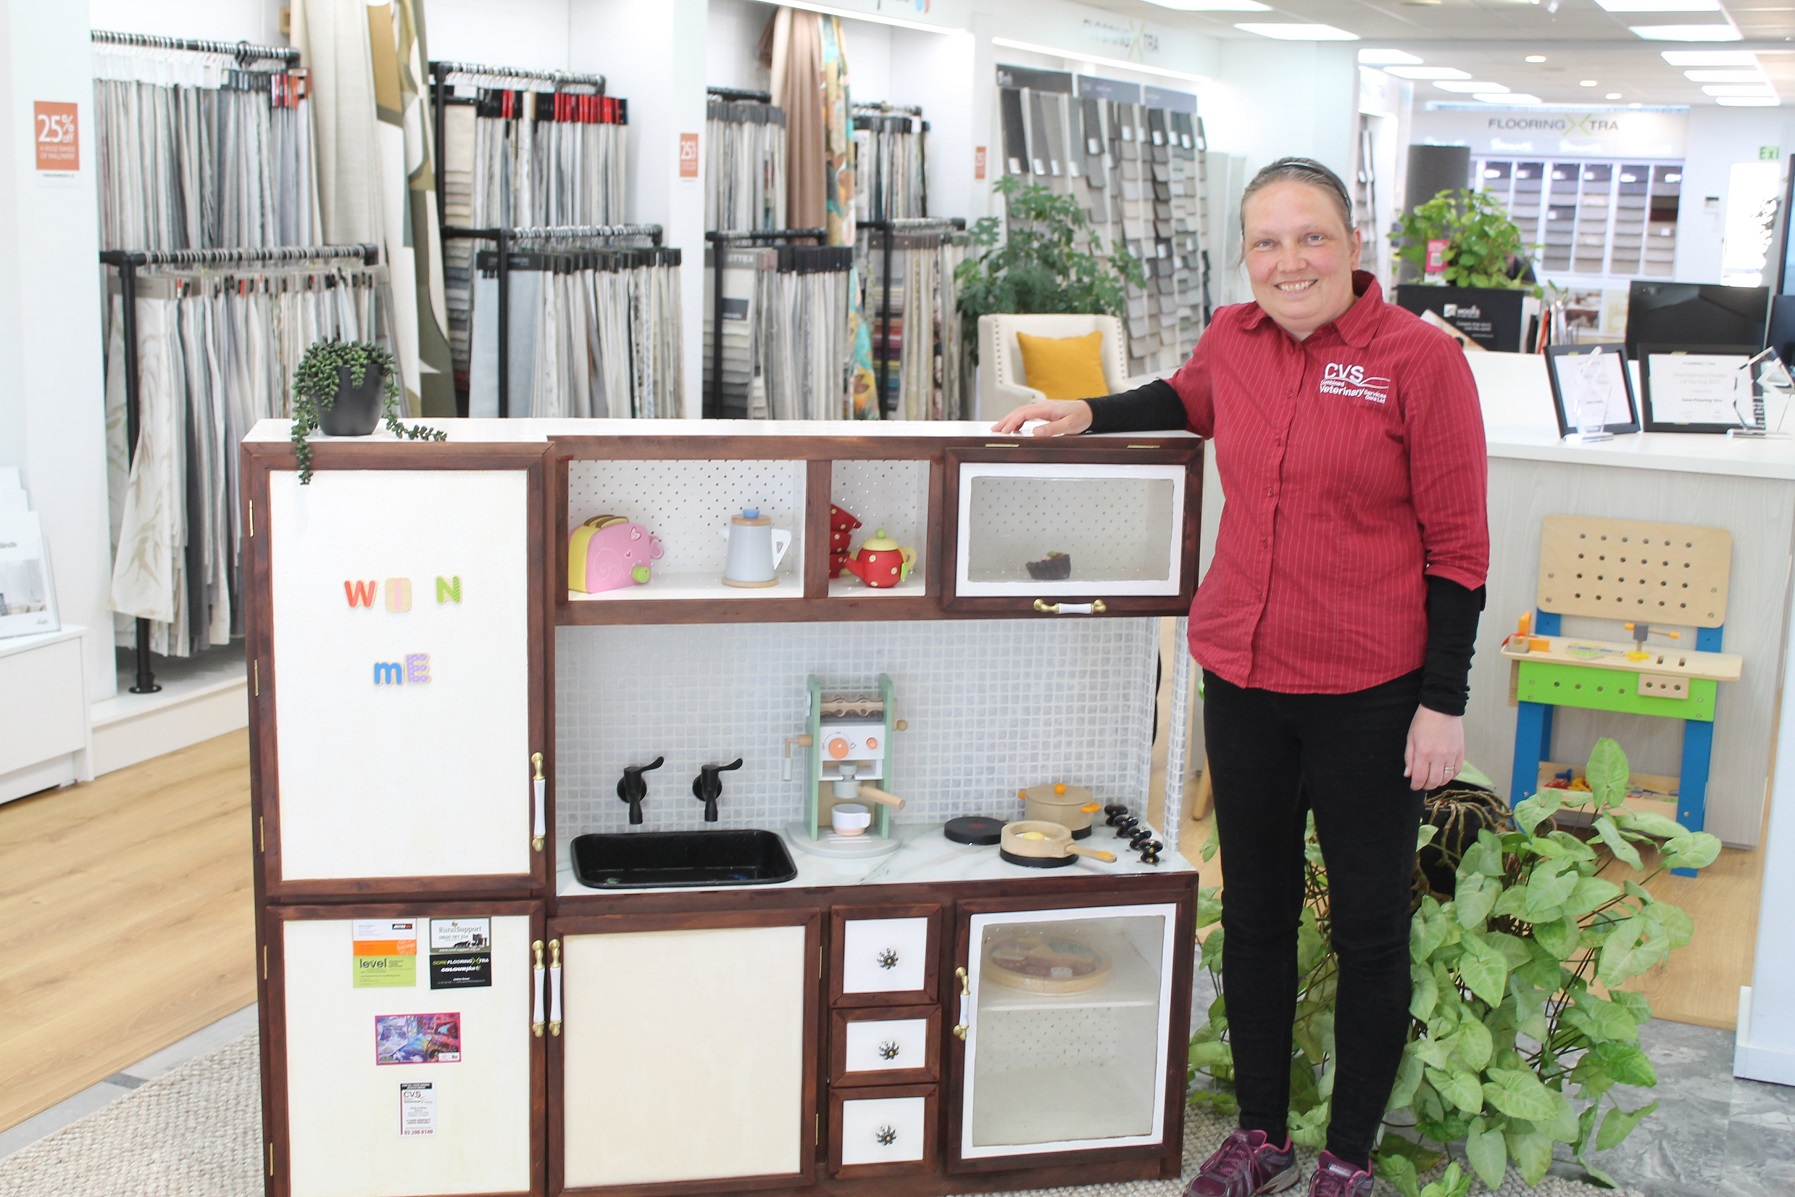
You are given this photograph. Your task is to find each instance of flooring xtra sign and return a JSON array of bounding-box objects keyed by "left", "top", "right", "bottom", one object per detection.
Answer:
[{"left": 1412, "top": 106, "right": 1688, "bottom": 160}]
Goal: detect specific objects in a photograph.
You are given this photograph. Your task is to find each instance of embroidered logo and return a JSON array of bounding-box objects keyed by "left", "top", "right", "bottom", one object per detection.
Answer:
[{"left": 1319, "top": 361, "right": 1391, "bottom": 405}]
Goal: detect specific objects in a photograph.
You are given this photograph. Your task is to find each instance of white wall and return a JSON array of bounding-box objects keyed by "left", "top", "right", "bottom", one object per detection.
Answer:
[
  {"left": 427, "top": 0, "right": 571, "bottom": 68},
  {"left": 87, "top": 0, "right": 281, "bottom": 42},
  {"left": 0, "top": 1, "right": 113, "bottom": 697},
  {"left": 1675, "top": 105, "right": 1795, "bottom": 285},
  {"left": 1202, "top": 39, "right": 1358, "bottom": 188}
]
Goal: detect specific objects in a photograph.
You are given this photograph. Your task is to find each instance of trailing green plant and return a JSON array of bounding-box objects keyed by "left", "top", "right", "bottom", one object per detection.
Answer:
[
  {"left": 1390, "top": 188, "right": 1540, "bottom": 294},
  {"left": 954, "top": 174, "right": 1146, "bottom": 360},
  {"left": 291, "top": 338, "right": 445, "bottom": 484},
  {"left": 1187, "top": 737, "right": 1721, "bottom": 1195}
]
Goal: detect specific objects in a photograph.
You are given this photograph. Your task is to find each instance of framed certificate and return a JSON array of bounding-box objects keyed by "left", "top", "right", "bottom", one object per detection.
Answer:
[
  {"left": 1544, "top": 344, "right": 1639, "bottom": 439},
  {"left": 1638, "top": 344, "right": 1758, "bottom": 434}
]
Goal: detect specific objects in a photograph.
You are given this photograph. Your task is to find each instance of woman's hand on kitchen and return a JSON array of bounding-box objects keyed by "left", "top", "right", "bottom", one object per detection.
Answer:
[
  {"left": 1404, "top": 706, "right": 1465, "bottom": 793},
  {"left": 990, "top": 399, "right": 1094, "bottom": 437}
]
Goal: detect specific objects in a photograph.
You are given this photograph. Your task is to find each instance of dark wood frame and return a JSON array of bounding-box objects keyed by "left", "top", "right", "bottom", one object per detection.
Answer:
[
  {"left": 545, "top": 908, "right": 824, "bottom": 1197},
  {"left": 1544, "top": 343, "right": 1640, "bottom": 439},
  {"left": 940, "top": 443, "right": 1203, "bottom": 617},
  {"left": 829, "top": 904, "right": 943, "bottom": 1008},
  {"left": 259, "top": 900, "right": 547, "bottom": 1197},
  {"left": 829, "top": 1005, "right": 942, "bottom": 1087},
  {"left": 827, "top": 1084, "right": 940, "bottom": 1179},
  {"left": 942, "top": 886, "right": 1197, "bottom": 1179},
  {"left": 1638, "top": 343, "right": 1760, "bottom": 434},
  {"left": 242, "top": 442, "right": 554, "bottom": 903}
]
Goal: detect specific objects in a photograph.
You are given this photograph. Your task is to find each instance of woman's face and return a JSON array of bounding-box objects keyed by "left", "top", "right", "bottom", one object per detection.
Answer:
[{"left": 1242, "top": 179, "right": 1362, "bottom": 341}]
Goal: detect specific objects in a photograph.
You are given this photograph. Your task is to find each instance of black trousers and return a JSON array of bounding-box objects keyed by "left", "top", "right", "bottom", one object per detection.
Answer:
[{"left": 1203, "top": 669, "right": 1424, "bottom": 1166}]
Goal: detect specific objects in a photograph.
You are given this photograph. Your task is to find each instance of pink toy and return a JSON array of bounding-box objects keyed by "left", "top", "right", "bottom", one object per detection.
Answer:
[{"left": 570, "top": 517, "right": 664, "bottom": 593}]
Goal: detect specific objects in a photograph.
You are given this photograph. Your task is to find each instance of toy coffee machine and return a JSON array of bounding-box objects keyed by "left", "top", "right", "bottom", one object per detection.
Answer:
[{"left": 797, "top": 675, "right": 906, "bottom": 841}]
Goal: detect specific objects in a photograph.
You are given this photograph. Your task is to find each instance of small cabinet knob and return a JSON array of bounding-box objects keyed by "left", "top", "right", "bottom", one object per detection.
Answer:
[
  {"left": 875, "top": 1125, "right": 897, "bottom": 1147},
  {"left": 876, "top": 948, "right": 899, "bottom": 971},
  {"left": 878, "top": 1040, "right": 900, "bottom": 1061}
]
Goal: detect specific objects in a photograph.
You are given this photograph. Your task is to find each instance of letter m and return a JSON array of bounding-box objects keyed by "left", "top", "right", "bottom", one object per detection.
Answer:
[
  {"left": 345, "top": 580, "right": 378, "bottom": 608},
  {"left": 373, "top": 661, "right": 404, "bottom": 685}
]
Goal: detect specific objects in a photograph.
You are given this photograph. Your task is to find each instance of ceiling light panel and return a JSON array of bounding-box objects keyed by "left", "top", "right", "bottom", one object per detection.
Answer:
[
  {"left": 1630, "top": 23, "right": 1743, "bottom": 40},
  {"left": 1594, "top": 0, "right": 1721, "bottom": 11},
  {"left": 1137, "top": 0, "right": 1270, "bottom": 9},
  {"left": 1481, "top": 93, "right": 1542, "bottom": 104},
  {"left": 1716, "top": 96, "right": 1780, "bottom": 106},
  {"left": 1384, "top": 66, "right": 1472, "bottom": 80},
  {"left": 1358, "top": 49, "right": 1423, "bottom": 65},
  {"left": 1233, "top": 23, "right": 1361, "bottom": 40},
  {"left": 1683, "top": 69, "right": 1767, "bottom": 82},
  {"left": 1525, "top": 55, "right": 1547, "bottom": 63},
  {"left": 1434, "top": 81, "right": 1508, "bottom": 92},
  {"left": 1661, "top": 50, "right": 1757, "bottom": 65},
  {"left": 1702, "top": 84, "right": 1777, "bottom": 96}
]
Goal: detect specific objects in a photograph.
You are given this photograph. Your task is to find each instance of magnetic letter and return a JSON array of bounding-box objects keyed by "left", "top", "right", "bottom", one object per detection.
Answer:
[
  {"left": 405, "top": 653, "right": 431, "bottom": 684},
  {"left": 374, "top": 661, "right": 403, "bottom": 685},
  {"left": 345, "top": 580, "right": 378, "bottom": 608},
  {"left": 436, "top": 576, "right": 462, "bottom": 604},
  {"left": 386, "top": 578, "right": 413, "bottom": 612}
]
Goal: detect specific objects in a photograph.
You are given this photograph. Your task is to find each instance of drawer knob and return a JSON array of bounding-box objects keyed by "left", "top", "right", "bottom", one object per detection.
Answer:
[
  {"left": 877, "top": 948, "right": 899, "bottom": 970},
  {"left": 878, "top": 1040, "right": 901, "bottom": 1061},
  {"left": 875, "top": 1125, "right": 897, "bottom": 1147}
]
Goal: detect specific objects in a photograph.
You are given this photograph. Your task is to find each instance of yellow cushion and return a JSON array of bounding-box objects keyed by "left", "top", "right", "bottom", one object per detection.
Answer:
[{"left": 1014, "top": 329, "right": 1110, "bottom": 400}]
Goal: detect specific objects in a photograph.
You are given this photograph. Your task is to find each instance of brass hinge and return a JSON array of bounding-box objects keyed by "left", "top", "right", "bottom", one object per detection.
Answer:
[
  {"left": 259, "top": 817, "right": 265, "bottom": 852},
  {"left": 267, "top": 1143, "right": 274, "bottom": 1176},
  {"left": 983, "top": 442, "right": 1020, "bottom": 448},
  {"left": 263, "top": 946, "right": 268, "bottom": 980},
  {"left": 248, "top": 499, "right": 255, "bottom": 537},
  {"left": 1126, "top": 443, "right": 1161, "bottom": 449},
  {"left": 253, "top": 660, "right": 260, "bottom": 696},
  {"left": 815, "top": 1113, "right": 821, "bottom": 1145}
]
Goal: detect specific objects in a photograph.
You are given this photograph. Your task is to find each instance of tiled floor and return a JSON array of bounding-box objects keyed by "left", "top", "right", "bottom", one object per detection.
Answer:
[{"left": 4, "top": 999, "right": 1791, "bottom": 1196}]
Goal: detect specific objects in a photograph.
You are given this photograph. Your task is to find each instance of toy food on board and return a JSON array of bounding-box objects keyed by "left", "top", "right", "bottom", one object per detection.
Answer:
[
  {"left": 1026, "top": 551, "right": 1071, "bottom": 581},
  {"left": 983, "top": 928, "right": 1112, "bottom": 994},
  {"left": 570, "top": 515, "right": 664, "bottom": 593}
]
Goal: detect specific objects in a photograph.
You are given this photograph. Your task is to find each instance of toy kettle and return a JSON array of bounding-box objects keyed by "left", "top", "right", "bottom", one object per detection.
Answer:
[
  {"left": 721, "top": 508, "right": 792, "bottom": 588},
  {"left": 843, "top": 529, "right": 916, "bottom": 588}
]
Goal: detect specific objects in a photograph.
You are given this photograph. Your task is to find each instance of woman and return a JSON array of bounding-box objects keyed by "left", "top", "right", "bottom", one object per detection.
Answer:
[{"left": 994, "top": 158, "right": 1488, "bottom": 1197}]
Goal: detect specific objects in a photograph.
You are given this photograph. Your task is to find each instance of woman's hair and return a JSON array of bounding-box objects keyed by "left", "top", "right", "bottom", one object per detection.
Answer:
[{"left": 1239, "top": 156, "right": 1354, "bottom": 235}]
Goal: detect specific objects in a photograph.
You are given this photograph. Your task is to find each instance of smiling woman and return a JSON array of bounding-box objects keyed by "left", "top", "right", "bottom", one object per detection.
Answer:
[{"left": 992, "top": 155, "right": 1492, "bottom": 1197}]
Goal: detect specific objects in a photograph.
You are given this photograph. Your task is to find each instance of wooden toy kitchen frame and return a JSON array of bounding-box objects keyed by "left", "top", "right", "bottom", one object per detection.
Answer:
[{"left": 241, "top": 419, "right": 1205, "bottom": 1197}]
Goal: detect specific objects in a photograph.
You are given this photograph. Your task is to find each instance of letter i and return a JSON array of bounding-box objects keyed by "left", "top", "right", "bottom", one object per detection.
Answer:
[{"left": 386, "top": 579, "right": 412, "bottom": 612}]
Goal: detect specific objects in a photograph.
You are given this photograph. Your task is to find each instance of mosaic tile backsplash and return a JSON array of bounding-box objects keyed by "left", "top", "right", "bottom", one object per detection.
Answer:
[{"left": 555, "top": 619, "right": 1161, "bottom": 837}]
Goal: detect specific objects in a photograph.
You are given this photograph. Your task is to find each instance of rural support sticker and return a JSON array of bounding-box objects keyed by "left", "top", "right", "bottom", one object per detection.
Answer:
[
  {"left": 429, "top": 917, "right": 493, "bottom": 989},
  {"left": 354, "top": 919, "right": 419, "bottom": 988}
]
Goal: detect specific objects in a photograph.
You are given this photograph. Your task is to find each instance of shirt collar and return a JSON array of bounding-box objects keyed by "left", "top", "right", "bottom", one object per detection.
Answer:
[{"left": 1243, "top": 270, "right": 1383, "bottom": 348}]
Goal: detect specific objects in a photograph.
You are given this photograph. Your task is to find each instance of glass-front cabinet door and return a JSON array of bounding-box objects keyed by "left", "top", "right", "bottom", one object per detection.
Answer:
[
  {"left": 943, "top": 445, "right": 1200, "bottom": 616},
  {"left": 948, "top": 902, "right": 1179, "bottom": 1167}
]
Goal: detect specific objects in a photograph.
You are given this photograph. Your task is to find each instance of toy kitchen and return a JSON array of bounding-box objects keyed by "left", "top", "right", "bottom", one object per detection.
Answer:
[{"left": 243, "top": 418, "right": 1204, "bottom": 1197}]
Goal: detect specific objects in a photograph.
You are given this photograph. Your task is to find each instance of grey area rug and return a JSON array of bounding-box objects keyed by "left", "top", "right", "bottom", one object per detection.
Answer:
[{"left": 0, "top": 1033, "right": 1639, "bottom": 1197}]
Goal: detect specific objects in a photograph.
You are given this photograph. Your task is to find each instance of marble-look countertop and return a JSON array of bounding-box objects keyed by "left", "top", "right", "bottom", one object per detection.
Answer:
[{"left": 555, "top": 821, "right": 1197, "bottom": 898}]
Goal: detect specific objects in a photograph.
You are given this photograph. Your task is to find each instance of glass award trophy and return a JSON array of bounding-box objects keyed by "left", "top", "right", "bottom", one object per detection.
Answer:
[{"left": 1728, "top": 348, "right": 1794, "bottom": 440}]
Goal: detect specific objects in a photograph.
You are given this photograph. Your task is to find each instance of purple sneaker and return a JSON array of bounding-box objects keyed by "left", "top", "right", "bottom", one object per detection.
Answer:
[
  {"left": 1186, "top": 1128, "right": 1300, "bottom": 1197},
  {"left": 1307, "top": 1150, "right": 1373, "bottom": 1197}
]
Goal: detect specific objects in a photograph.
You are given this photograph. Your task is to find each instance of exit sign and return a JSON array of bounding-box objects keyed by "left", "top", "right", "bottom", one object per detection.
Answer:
[{"left": 1763, "top": 145, "right": 1781, "bottom": 161}]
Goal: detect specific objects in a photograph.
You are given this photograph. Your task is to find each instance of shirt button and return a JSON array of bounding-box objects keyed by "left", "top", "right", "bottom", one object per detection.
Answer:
[
  {"left": 1274, "top": 437, "right": 1283, "bottom": 447},
  {"left": 1264, "top": 485, "right": 1273, "bottom": 497},
  {"left": 1260, "top": 537, "right": 1269, "bottom": 548}
]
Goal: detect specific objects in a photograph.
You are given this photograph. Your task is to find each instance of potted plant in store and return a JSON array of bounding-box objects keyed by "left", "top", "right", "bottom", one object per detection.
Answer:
[
  {"left": 954, "top": 174, "right": 1147, "bottom": 361},
  {"left": 290, "top": 338, "right": 446, "bottom": 484},
  {"left": 1187, "top": 737, "right": 1721, "bottom": 1196},
  {"left": 1389, "top": 188, "right": 1542, "bottom": 351}
]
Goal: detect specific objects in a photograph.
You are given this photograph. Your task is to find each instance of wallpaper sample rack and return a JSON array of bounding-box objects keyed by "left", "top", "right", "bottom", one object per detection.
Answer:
[
  {"left": 858, "top": 218, "right": 969, "bottom": 420},
  {"left": 706, "top": 86, "right": 788, "bottom": 235},
  {"left": 853, "top": 101, "right": 928, "bottom": 224},
  {"left": 703, "top": 229, "right": 831, "bottom": 419}
]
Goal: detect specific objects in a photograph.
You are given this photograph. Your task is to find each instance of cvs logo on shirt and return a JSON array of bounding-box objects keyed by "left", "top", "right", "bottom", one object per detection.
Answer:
[{"left": 1318, "top": 361, "right": 1392, "bottom": 405}]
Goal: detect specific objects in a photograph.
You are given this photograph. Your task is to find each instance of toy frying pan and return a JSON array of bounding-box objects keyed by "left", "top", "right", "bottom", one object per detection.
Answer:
[{"left": 999, "top": 820, "right": 1117, "bottom": 868}]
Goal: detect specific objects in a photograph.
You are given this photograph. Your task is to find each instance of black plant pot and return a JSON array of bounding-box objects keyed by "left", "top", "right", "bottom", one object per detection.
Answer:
[{"left": 318, "top": 364, "right": 386, "bottom": 436}]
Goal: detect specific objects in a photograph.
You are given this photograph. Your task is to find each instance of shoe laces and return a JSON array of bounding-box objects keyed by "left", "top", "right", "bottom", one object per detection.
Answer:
[
  {"left": 1310, "top": 1154, "right": 1371, "bottom": 1197},
  {"left": 1200, "top": 1129, "right": 1262, "bottom": 1182}
]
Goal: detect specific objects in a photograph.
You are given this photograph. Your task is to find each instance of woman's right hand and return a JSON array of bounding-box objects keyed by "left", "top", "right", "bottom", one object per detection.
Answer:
[{"left": 990, "top": 399, "right": 1094, "bottom": 437}]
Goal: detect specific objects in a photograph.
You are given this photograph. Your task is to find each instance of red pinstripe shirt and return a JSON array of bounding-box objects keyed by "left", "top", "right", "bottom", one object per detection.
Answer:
[{"left": 1169, "top": 272, "right": 1489, "bottom": 693}]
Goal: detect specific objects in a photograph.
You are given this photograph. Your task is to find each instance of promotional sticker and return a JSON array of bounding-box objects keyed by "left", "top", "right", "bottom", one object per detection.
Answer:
[
  {"left": 429, "top": 917, "right": 493, "bottom": 989},
  {"left": 375, "top": 1013, "right": 462, "bottom": 1065},
  {"left": 353, "top": 920, "right": 418, "bottom": 988},
  {"left": 400, "top": 1082, "right": 435, "bottom": 1136}
]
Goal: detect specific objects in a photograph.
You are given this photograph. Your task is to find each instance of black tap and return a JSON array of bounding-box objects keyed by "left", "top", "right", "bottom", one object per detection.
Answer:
[
  {"left": 616, "top": 756, "right": 664, "bottom": 825},
  {"left": 1140, "top": 840, "right": 1163, "bottom": 866},
  {"left": 693, "top": 758, "right": 744, "bottom": 822},
  {"left": 1113, "top": 815, "right": 1140, "bottom": 838},
  {"left": 1128, "top": 828, "right": 1156, "bottom": 851}
]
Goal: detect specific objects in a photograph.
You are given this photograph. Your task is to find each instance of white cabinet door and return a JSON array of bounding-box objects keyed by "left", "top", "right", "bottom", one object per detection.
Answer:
[
  {"left": 275, "top": 908, "right": 538, "bottom": 1197},
  {"left": 955, "top": 903, "right": 1177, "bottom": 1162},
  {"left": 558, "top": 915, "right": 818, "bottom": 1189},
  {"left": 266, "top": 468, "right": 537, "bottom": 885}
]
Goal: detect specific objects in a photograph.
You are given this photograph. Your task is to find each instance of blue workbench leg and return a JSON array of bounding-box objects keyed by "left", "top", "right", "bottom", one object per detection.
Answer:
[
  {"left": 1512, "top": 701, "right": 1554, "bottom": 806},
  {"left": 1674, "top": 719, "right": 1713, "bottom": 878}
]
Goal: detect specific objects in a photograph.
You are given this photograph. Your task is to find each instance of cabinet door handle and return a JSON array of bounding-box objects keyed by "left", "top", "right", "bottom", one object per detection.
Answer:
[
  {"left": 1033, "top": 599, "right": 1108, "bottom": 615},
  {"left": 531, "top": 753, "right": 546, "bottom": 852},
  {"left": 531, "top": 940, "right": 545, "bottom": 1038},
  {"left": 953, "top": 965, "right": 970, "bottom": 1040},
  {"left": 548, "top": 939, "right": 563, "bottom": 1037}
]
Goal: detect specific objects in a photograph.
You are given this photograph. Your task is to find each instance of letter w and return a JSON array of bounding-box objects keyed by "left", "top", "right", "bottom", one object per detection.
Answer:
[{"left": 344, "top": 580, "right": 378, "bottom": 608}]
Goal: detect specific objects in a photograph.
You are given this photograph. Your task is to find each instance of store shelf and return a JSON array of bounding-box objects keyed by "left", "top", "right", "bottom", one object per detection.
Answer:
[
  {"left": 967, "top": 1064, "right": 1159, "bottom": 1148},
  {"left": 567, "top": 573, "right": 804, "bottom": 602},
  {"left": 827, "top": 575, "right": 927, "bottom": 599},
  {"left": 977, "top": 931, "right": 1162, "bottom": 1014}
]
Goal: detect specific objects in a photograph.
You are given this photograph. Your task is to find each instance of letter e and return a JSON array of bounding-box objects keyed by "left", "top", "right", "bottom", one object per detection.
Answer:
[
  {"left": 406, "top": 653, "right": 431, "bottom": 684},
  {"left": 386, "top": 578, "right": 412, "bottom": 612}
]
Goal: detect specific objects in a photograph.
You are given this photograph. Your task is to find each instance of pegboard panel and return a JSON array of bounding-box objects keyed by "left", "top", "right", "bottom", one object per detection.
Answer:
[
  {"left": 959, "top": 464, "right": 1182, "bottom": 593},
  {"left": 831, "top": 460, "right": 932, "bottom": 587},
  {"left": 1538, "top": 515, "right": 1731, "bottom": 627},
  {"left": 970, "top": 1001, "right": 1161, "bottom": 1073},
  {"left": 555, "top": 619, "right": 1159, "bottom": 838},
  {"left": 568, "top": 459, "right": 806, "bottom": 583}
]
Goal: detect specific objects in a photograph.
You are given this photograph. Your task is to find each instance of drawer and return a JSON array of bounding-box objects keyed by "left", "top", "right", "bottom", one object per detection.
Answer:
[
  {"left": 829, "top": 1085, "right": 937, "bottom": 1176},
  {"left": 832, "top": 905, "right": 940, "bottom": 1006},
  {"left": 831, "top": 1006, "right": 940, "bottom": 1086}
]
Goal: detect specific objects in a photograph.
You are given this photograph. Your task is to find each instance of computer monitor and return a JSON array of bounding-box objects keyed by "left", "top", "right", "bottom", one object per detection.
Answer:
[
  {"left": 1770, "top": 295, "right": 1795, "bottom": 370},
  {"left": 1624, "top": 281, "right": 1771, "bottom": 359}
]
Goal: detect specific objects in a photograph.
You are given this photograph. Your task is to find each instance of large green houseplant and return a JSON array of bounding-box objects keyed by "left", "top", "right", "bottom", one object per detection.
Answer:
[
  {"left": 1391, "top": 188, "right": 1539, "bottom": 293},
  {"left": 1188, "top": 737, "right": 1720, "bottom": 1195},
  {"left": 291, "top": 338, "right": 446, "bottom": 484},
  {"left": 954, "top": 174, "right": 1146, "bottom": 359}
]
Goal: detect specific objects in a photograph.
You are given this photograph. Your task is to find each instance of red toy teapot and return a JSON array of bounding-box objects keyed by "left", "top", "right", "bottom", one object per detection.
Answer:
[{"left": 843, "top": 530, "right": 916, "bottom": 588}]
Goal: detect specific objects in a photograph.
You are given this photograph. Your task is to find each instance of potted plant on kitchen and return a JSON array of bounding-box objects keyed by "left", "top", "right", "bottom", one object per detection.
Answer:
[
  {"left": 1187, "top": 737, "right": 1721, "bottom": 1196},
  {"left": 954, "top": 174, "right": 1147, "bottom": 361},
  {"left": 290, "top": 337, "right": 446, "bottom": 484},
  {"left": 1389, "top": 187, "right": 1542, "bottom": 351}
]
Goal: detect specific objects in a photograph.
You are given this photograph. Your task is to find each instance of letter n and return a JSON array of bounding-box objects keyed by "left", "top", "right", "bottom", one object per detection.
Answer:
[
  {"left": 345, "top": 580, "right": 378, "bottom": 608},
  {"left": 374, "top": 661, "right": 403, "bottom": 685},
  {"left": 436, "top": 576, "right": 462, "bottom": 604},
  {"left": 386, "top": 578, "right": 413, "bottom": 612}
]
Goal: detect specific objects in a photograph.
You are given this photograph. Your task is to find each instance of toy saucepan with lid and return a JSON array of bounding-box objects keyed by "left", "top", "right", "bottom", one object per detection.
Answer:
[{"left": 1020, "top": 782, "right": 1103, "bottom": 838}]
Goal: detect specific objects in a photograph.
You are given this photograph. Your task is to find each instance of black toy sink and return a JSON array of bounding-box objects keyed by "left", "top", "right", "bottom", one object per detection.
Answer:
[{"left": 571, "top": 829, "right": 797, "bottom": 889}]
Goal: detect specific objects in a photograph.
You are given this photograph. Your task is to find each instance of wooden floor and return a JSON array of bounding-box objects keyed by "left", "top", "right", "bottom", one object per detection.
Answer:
[{"left": 0, "top": 732, "right": 257, "bottom": 1133}]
